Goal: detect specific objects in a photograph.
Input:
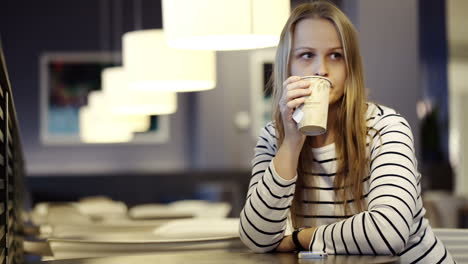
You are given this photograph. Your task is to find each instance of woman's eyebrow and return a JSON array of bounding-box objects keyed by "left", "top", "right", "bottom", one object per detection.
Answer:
[{"left": 293, "top": 46, "right": 343, "bottom": 51}]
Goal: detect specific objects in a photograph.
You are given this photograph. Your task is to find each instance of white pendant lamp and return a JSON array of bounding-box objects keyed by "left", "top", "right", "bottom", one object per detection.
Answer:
[
  {"left": 162, "top": 0, "right": 290, "bottom": 50},
  {"left": 79, "top": 91, "right": 149, "bottom": 143},
  {"left": 123, "top": 29, "right": 216, "bottom": 92},
  {"left": 102, "top": 67, "right": 177, "bottom": 115}
]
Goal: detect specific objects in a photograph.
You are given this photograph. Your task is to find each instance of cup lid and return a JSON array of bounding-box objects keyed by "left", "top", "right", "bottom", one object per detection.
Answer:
[{"left": 300, "top": 76, "right": 332, "bottom": 85}]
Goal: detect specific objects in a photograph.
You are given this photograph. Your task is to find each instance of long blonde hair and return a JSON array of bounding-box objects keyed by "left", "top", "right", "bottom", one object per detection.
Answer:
[{"left": 271, "top": 1, "right": 368, "bottom": 228}]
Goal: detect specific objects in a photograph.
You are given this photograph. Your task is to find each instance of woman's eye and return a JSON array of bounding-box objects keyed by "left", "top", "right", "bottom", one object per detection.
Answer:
[
  {"left": 331, "top": 52, "right": 343, "bottom": 60},
  {"left": 300, "top": 52, "right": 314, "bottom": 59}
]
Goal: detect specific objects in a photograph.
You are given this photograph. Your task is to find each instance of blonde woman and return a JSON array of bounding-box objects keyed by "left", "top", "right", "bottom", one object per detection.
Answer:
[{"left": 239, "top": 1, "right": 454, "bottom": 263}]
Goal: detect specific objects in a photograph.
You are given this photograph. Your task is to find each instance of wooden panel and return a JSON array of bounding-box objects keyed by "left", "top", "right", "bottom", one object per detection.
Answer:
[
  {"left": 1, "top": 36, "right": 25, "bottom": 264},
  {"left": 0, "top": 248, "right": 4, "bottom": 264},
  {"left": 0, "top": 226, "right": 4, "bottom": 240}
]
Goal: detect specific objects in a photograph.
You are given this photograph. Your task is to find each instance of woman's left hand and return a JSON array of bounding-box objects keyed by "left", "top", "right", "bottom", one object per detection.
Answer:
[
  {"left": 276, "top": 227, "right": 317, "bottom": 252},
  {"left": 276, "top": 235, "right": 296, "bottom": 252}
]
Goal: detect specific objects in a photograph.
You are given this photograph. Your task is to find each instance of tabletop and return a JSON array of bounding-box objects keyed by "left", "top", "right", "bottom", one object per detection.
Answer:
[{"left": 38, "top": 248, "right": 400, "bottom": 264}]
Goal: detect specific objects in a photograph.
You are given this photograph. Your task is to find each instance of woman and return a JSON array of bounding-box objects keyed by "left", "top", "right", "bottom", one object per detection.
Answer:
[{"left": 239, "top": 1, "right": 454, "bottom": 263}]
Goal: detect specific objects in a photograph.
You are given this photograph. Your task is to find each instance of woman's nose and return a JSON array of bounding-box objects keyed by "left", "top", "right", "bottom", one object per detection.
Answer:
[{"left": 314, "top": 59, "right": 328, "bottom": 77}]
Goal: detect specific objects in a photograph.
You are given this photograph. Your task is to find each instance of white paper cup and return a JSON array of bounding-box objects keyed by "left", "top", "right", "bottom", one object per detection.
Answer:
[{"left": 293, "top": 76, "right": 332, "bottom": 136}]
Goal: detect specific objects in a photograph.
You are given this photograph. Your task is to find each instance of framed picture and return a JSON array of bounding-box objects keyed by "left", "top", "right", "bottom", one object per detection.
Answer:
[
  {"left": 249, "top": 48, "right": 276, "bottom": 139},
  {"left": 39, "top": 52, "right": 170, "bottom": 145}
]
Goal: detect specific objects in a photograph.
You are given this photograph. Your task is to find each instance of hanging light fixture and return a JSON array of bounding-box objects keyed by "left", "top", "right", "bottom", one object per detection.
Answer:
[
  {"left": 123, "top": 29, "right": 216, "bottom": 92},
  {"left": 102, "top": 67, "right": 177, "bottom": 115},
  {"left": 79, "top": 91, "right": 149, "bottom": 143},
  {"left": 161, "top": 0, "right": 290, "bottom": 50}
]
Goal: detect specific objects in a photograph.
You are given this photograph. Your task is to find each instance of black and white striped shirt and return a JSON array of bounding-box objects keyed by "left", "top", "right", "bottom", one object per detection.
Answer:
[{"left": 239, "top": 103, "right": 454, "bottom": 263}]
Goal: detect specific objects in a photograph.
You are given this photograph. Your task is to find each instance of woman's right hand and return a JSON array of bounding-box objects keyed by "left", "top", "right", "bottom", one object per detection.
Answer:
[{"left": 279, "top": 76, "right": 312, "bottom": 150}]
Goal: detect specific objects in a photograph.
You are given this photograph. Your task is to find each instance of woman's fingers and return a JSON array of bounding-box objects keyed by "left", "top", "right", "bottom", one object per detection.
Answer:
[
  {"left": 281, "top": 78, "right": 311, "bottom": 111},
  {"left": 286, "top": 96, "right": 307, "bottom": 109},
  {"left": 283, "top": 75, "right": 302, "bottom": 87},
  {"left": 286, "top": 87, "right": 311, "bottom": 101}
]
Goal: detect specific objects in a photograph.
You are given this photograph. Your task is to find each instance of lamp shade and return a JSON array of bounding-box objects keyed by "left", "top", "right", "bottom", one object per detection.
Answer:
[
  {"left": 79, "top": 91, "right": 149, "bottom": 143},
  {"left": 162, "top": 0, "right": 290, "bottom": 50},
  {"left": 102, "top": 67, "right": 177, "bottom": 115},
  {"left": 123, "top": 29, "right": 216, "bottom": 92}
]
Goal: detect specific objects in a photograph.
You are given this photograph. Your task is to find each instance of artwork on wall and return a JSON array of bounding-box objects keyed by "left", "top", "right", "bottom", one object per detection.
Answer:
[
  {"left": 249, "top": 48, "right": 276, "bottom": 139},
  {"left": 39, "top": 52, "right": 169, "bottom": 145}
]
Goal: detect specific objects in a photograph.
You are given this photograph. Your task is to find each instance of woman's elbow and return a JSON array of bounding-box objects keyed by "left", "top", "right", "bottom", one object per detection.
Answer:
[
  {"left": 240, "top": 238, "right": 276, "bottom": 253},
  {"left": 239, "top": 231, "right": 278, "bottom": 253},
  {"left": 392, "top": 238, "right": 408, "bottom": 255},
  {"left": 373, "top": 235, "right": 408, "bottom": 255}
]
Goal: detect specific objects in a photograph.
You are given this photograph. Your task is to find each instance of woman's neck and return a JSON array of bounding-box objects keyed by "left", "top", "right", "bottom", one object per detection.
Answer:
[{"left": 310, "top": 103, "right": 340, "bottom": 148}]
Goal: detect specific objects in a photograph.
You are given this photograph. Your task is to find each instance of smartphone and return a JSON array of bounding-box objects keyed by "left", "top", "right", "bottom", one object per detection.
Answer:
[{"left": 298, "top": 251, "right": 328, "bottom": 259}]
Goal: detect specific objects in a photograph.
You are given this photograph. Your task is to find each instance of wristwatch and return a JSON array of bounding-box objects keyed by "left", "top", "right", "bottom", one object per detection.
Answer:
[{"left": 292, "top": 229, "right": 306, "bottom": 251}]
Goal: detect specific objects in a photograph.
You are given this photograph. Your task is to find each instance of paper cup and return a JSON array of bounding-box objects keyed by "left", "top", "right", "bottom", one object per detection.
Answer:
[{"left": 293, "top": 76, "right": 332, "bottom": 136}]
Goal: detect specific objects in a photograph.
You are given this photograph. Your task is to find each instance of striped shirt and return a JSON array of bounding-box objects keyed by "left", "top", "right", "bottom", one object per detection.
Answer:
[{"left": 239, "top": 103, "right": 454, "bottom": 263}]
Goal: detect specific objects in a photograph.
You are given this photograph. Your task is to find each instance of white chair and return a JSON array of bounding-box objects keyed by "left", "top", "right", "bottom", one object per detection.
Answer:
[{"left": 433, "top": 228, "right": 468, "bottom": 264}]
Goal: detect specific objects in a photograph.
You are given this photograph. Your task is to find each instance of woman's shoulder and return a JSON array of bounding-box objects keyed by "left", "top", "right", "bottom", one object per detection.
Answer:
[
  {"left": 365, "top": 102, "right": 411, "bottom": 129},
  {"left": 255, "top": 121, "right": 278, "bottom": 152},
  {"left": 261, "top": 121, "right": 278, "bottom": 140}
]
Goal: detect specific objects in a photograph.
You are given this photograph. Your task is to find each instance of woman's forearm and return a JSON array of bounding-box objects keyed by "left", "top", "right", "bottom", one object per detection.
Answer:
[
  {"left": 273, "top": 139, "right": 303, "bottom": 180},
  {"left": 275, "top": 227, "right": 317, "bottom": 252},
  {"left": 299, "top": 227, "right": 317, "bottom": 250}
]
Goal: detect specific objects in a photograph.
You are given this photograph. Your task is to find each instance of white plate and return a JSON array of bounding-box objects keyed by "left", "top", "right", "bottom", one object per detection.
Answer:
[
  {"left": 40, "top": 218, "right": 173, "bottom": 238},
  {"left": 129, "top": 200, "right": 231, "bottom": 219},
  {"left": 48, "top": 236, "right": 243, "bottom": 260},
  {"left": 153, "top": 218, "right": 239, "bottom": 239}
]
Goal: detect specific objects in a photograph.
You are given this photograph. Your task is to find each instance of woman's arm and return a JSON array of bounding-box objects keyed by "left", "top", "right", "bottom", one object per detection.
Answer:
[
  {"left": 239, "top": 77, "right": 311, "bottom": 253},
  {"left": 239, "top": 123, "right": 298, "bottom": 253},
  {"left": 295, "top": 112, "right": 419, "bottom": 255}
]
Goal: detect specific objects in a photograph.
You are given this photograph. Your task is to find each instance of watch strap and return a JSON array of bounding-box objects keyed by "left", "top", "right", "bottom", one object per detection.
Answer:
[{"left": 292, "top": 230, "right": 306, "bottom": 251}]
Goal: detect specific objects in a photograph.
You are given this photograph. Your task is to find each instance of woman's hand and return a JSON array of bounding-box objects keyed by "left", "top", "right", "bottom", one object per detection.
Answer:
[
  {"left": 276, "top": 235, "right": 296, "bottom": 252},
  {"left": 275, "top": 227, "right": 317, "bottom": 252},
  {"left": 279, "top": 76, "right": 312, "bottom": 149},
  {"left": 273, "top": 76, "right": 312, "bottom": 180}
]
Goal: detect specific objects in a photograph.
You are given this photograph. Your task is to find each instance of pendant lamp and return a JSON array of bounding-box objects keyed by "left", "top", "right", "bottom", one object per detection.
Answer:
[
  {"left": 102, "top": 67, "right": 177, "bottom": 115},
  {"left": 162, "top": 0, "right": 290, "bottom": 50},
  {"left": 79, "top": 91, "right": 149, "bottom": 143},
  {"left": 123, "top": 29, "right": 216, "bottom": 92}
]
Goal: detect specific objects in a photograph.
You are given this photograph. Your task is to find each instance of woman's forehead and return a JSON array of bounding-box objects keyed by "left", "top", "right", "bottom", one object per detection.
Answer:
[{"left": 292, "top": 18, "right": 342, "bottom": 49}]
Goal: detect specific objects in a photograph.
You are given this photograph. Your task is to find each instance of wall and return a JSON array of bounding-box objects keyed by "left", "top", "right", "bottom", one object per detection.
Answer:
[
  {"left": 0, "top": 0, "right": 194, "bottom": 175},
  {"left": 342, "top": 0, "right": 421, "bottom": 158},
  {"left": 447, "top": 0, "right": 468, "bottom": 195},
  {"left": 1, "top": 0, "right": 423, "bottom": 176},
  {"left": 194, "top": 50, "right": 258, "bottom": 169}
]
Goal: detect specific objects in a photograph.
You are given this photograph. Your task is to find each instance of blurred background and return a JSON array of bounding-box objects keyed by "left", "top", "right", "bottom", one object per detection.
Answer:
[{"left": 0, "top": 0, "right": 467, "bottom": 228}]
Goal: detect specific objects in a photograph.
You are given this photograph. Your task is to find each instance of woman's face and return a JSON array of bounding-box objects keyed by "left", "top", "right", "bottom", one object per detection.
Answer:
[{"left": 290, "top": 18, "right": 346, "bottom": 106}]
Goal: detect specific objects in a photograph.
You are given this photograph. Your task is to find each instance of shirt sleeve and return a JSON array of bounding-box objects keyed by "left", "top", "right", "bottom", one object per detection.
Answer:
[
  {"left": 239, "top": 123, "right": 298, "bottom": 253},
  {"left": 308, "top": 112, "right": 419, "bottom": 256}
]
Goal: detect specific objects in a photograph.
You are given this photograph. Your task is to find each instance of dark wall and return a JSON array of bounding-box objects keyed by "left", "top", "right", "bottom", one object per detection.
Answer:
[
  {"left": 418, "top": 0, "right": 452, "bottom": 190},
  {"left": 419, "top": 0, "right": 449, "bottom": 159},
  {"left": 0, "top": 0, "right": 196, "bottom": 175},
  {"left": 0, "top": 0, "right": 254, "bottom": 209}
]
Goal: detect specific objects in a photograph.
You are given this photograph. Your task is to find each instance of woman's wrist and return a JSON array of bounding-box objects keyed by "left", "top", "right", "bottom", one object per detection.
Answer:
[
  {"left": 292, "top": 230, "right": 306, "bottom": 251},
  {"left": 275, "top": 235, "right": 296, "bottom": 252},
  {"left": 298, "top": 227, "right": 316, "bottom": 250},
  {"left": 282, "top": 136, "right": 306, "bottom": 153}
]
